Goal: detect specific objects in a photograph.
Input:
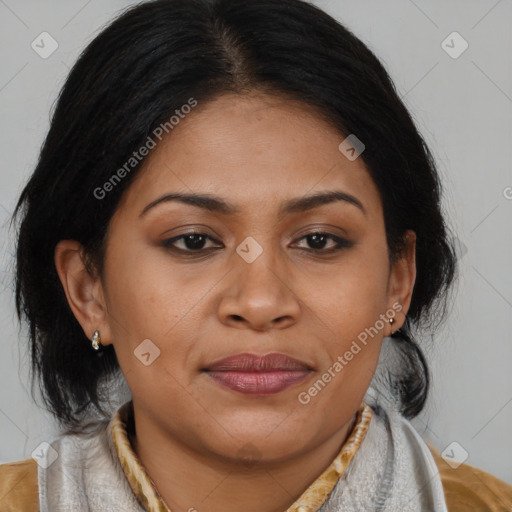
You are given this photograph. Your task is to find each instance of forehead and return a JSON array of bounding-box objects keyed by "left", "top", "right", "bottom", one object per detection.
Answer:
[{"left": 117, "top": 92, "right": 381, "bottom": 218}]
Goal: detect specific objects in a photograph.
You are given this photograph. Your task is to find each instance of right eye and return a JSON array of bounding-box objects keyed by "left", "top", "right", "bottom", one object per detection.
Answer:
[{"left": 161, "top": 232, "right": 223, "bottom": 253}]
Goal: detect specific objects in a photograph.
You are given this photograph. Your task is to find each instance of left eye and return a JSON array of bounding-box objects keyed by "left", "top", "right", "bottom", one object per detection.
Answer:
[{"left": 294, "top": 232, "right": 351, "bottom": 252}]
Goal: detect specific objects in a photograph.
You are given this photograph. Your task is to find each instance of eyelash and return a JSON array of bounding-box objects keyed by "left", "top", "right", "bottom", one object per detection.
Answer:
[{"left": 161, "top": 231, "right": 353, "bottom": 255}]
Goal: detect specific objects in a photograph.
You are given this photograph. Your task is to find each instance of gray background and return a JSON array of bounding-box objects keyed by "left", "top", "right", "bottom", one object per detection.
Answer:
[{"left": 1, "top": 0, "right": 511, "bottom": 486}]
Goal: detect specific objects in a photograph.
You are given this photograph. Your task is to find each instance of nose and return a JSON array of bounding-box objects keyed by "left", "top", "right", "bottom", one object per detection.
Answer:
[{"left": 217, "top": 245, "right": 301, "bottom": 332}]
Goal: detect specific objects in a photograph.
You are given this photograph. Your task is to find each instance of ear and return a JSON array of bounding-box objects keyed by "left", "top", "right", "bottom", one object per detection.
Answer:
[
  {"left": 54, "top": 240, "right": 112, "bottom": 347},
  {"left": 385, "top": 230, "right": 416, "bottom": 335}
]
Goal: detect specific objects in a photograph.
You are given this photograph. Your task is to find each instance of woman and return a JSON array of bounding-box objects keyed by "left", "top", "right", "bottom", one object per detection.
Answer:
[{"left": 1, "top": 0, "right": 511, "bottom": 510}]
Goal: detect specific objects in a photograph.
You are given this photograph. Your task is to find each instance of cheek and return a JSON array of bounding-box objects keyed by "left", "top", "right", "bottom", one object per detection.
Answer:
[
  {"left": 299, "top": 275, "right": 386, "bottom": 420},
  {"left": 102, "top": 246, "right": 194, "bottom": 403},
  {"left": 304, "top": 253, "right": 389, "bottom": 338},
  {"left": 103, "top": 238, "right": 192, "bottom": 335},
  {"left": 102, "top": 237, "right": 214, "bottom": 385},
  {"left": 299, "top": 246, "right": 389, "bottom": 390}
]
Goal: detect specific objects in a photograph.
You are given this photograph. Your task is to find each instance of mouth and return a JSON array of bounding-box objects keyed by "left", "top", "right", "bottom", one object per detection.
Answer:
[{"left": 201, "top": 352, "right": 314, "bottom": 395}]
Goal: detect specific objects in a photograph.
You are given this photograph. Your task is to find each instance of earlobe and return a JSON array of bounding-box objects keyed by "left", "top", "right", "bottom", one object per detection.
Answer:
[
  {"left": 54, "top": 240, "right": 112, "bottom": 345},
  {"left": 386, "top": 230, "right": 417, "bottom": 333}
]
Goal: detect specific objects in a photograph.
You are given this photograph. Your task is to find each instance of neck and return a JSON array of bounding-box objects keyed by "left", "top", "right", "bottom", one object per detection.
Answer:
[{"left": 130, "top": 414, "right": 357, "bottom": 512}]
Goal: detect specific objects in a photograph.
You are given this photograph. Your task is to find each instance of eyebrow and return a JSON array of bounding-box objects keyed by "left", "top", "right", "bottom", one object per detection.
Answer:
[{"left": 139, "top": 190, "right": 366, "bottom": 219}]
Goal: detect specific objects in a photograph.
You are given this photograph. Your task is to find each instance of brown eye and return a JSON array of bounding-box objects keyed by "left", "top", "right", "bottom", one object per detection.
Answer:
[
  {"left": 162, "top": 232, "right": 221, "bottom": 252},
  {"left": 294, "top": 232, "right": 352, "bottom": 252}
]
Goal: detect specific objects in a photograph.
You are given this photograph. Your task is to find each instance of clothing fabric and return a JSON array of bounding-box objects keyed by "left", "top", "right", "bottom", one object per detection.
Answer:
[
  {"left": 34, "top": 400, "right": 372, "bottom": 511},
  {"left": 110, "top": 401, "right": 372, "bottom": 512},
  {"left": 33, "top": 397, "right": 445, "bottom": 511},
  {"left": 2, "top": 397, "right": 512, "bottom": 511},
  {"left": 319, "top": 402, "right": 448, "bottom": 511}
]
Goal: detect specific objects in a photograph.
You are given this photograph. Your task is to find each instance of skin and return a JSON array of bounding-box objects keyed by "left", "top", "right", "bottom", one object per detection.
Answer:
[{"left": 55, "top": 91, "right": 416, "bottom": 512}]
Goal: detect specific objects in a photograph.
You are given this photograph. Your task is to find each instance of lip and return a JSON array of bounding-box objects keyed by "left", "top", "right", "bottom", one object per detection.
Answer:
[{"left": 202, "top": 352, "right": 314, "bottom": 395}]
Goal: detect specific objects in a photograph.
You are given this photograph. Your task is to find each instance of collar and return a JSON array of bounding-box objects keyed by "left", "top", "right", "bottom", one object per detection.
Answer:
[{"left": 109, "top": 400, "right": 373, "bottom": 512}]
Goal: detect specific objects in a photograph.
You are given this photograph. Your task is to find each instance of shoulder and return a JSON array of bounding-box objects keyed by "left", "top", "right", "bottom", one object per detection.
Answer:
[
  {"left": 428, "top": 444, "right": 512, "bottom": 512},
  {"left": 0, "top": 458, "right": 39, "bottom": 512}
]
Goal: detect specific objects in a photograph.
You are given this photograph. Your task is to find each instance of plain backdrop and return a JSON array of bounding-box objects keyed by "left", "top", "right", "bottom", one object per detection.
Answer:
[{"left": 1, "top": 0, "right": 511, "bottom": 486}]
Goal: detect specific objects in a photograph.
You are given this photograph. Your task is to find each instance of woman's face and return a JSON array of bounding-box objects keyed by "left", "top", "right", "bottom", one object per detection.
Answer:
[{"left": 58, "top": 91, "right": 415, "bottom": 465}]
